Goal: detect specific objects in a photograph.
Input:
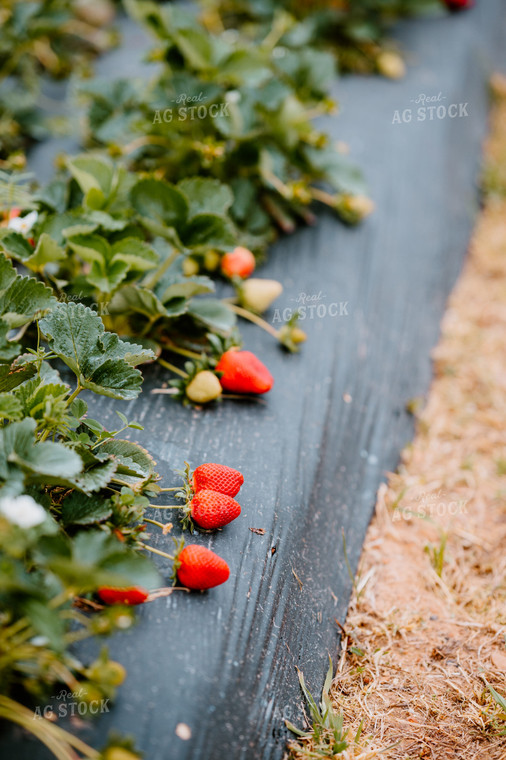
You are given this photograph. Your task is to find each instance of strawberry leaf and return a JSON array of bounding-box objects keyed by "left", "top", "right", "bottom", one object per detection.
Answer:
[
  {"left": 39, "top": 302, "right": 154, "bottom": 400},
  {"left": 0, "top": 418, "right": 82, "bottom": 485}
]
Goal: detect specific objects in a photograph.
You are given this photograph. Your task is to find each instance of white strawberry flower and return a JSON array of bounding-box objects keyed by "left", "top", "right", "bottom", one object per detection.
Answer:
[
  {"left": 0, "top": 494, "right": 46, "bottom": 528},
  {"left": 8, "top": 210, "right": 38, "bottom": 235}
]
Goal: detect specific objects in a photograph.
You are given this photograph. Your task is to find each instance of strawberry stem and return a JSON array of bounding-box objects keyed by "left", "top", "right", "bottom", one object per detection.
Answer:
[
  {"left": 158, "top": 486, "right": 181, "bottom": 492},
  {"left": 310, "top": 187, "right": 336, "bottom": 208},
  {"left": 165, "top": 344, "right": 203, "bottom": 361},
  {"left": 143, "top": 517, "right": 171, "bottom": 529},
  {"left": 226, "top": 302, "right": 280, "bottom": 339},
  {"left": 139, "top": 543, "right": 175, "bottom": 560},
  {"left": 158, "top": 358, "right": 188, "bottom": 378}
]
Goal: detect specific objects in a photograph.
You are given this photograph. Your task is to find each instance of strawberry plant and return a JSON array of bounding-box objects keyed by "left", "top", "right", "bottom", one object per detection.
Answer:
[
  {"left": 0, "top": 254, "right": 241, "bottom": 756},
  {"left": 0, "top": 0, "right": 118, "bottom": 164},
  {"left": 202, "top": 0, "right": 444, "bottom": 74}
]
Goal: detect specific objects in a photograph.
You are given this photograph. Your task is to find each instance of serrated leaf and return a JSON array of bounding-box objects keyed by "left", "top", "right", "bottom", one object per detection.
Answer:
[
  {"left": 177, "top": 177, "right": 233, "bottom": 217},
  {"left": 0, "top": 418, "right": 82, "bottom": 483},
  {"left": 181, "top": 213, "right": 236, "bottom": 249},
  {"left": 40, "top": 302, "right": 153, "bottom": 400},
  {"left": 67, "top": 233, "right": 111, "bottom": 265},
  {"left": 108, "top": 285, "right": 169, "bottom": 320},
  {"left": 188, "top": 298, "right": 236, "bottom": 333},
  {"left": 24, "top": 233, "right": 66, "bottom": 271},
  {"left": 61, "top": 491, "right": 113, "bottom": 525},
  {"left": 0, "top": 392, "right": 23, "bottom": 421},
  {"left": 99, "top": 439, "right": 154, "bottom": 480},
  {"left": 111, "top": 237, "right": 159, "bottom": 272},
  {"left": 67, "top": 155, "right": 115, "bottom": 200},
  {"left": 130, "top": 178, "right": 188, "bottom": 233},
  {"left": 15, "top": 380, "right": 69, "bottom": 421},
  {"left": 0, "top": 231, "right": 34, "bottom": 262},
  {"left": 0, "top": 362, "right": 37, "bottom": 392},
  {"left": 0, "top": 253, "right": 55, "bottom": 328}
]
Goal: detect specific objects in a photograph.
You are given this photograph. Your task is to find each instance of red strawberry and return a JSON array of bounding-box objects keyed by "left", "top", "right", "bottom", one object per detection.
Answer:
[
  {"left": 176, "top": 545, "right": 230, "bottom": 589},
  {"left": 221, "top": 247, "right": 256, "bottom": 279},
  {"left": 193, "top": 463, "right": 244, "bottom": 497},
  {"left": 442, "top": 0, "right": 474, "bottom": 9},
  {"left": 189, "top": 489, "right": 241, "bottom": 530},
  {"left": 215, "top": 349, "right": 273, "bottom": 394},
  {"left": 97, "top": 586, "right": 149, "bottom": 605}
]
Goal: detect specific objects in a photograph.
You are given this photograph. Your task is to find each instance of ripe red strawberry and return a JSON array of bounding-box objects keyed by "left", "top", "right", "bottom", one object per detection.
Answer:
[
  {"left": 221, "top": 247, "right": 256, "bottom": 279},
  {"left": 189, "top": 489, "right": 241, "bottom": 530},
  {"left": 176, "top": 545, "right": 230, "bottom": 589},
  {"left": 442, "top": 0, "right": 474, "bottom": 9},
  {"left": 97, "top": 586, "right": 149, "bottom": 605},
  {"left": 193, "top": 463, "right": 244, "bottom": 497},
  {"left": 215, "top": 349, "right": 273, "bottom": 394}
]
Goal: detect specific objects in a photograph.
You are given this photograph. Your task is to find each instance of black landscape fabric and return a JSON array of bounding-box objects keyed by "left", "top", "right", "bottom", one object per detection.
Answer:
[{"left": 4, "top": 1, "right": 506, "bottom": 758}]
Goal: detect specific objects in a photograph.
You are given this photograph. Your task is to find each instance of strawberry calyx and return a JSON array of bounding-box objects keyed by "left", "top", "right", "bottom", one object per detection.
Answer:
[{"left": 169, "top": 535, "right": 186, "bottom": 585}]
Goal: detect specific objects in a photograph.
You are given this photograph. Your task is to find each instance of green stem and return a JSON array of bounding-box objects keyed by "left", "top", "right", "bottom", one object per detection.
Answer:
[
  {"left": 310, "top": 187, "right": 337, "bottom": 207},
  {"left": 0, "top": 696, "right": 99, "bottom": 758},
  {"left": 144, "top": 517, "right": 172, "bottom": 529},
  {"left": 139, "top": 543, "right": 175, "bottom": 560},
  {"left": 148, "top": 502, "right": 181, "bottom": 509},
  {"left": 142, "top": 248, "right": 179, "bottom": 290},
  {"left": 158, "top": 486, "right": 182, "bottom": 492},
  {"left": 226, "top": 302, "right": 280, "bottom": 339},
  {"left": 66, "top": 384, "right": 83, "bottom": 409},
  {"left": 158, "top": 358, "right": 188, "bottom": 378},
  {"left": 165, "top": 344, "right": 203, "bottom": 360}
]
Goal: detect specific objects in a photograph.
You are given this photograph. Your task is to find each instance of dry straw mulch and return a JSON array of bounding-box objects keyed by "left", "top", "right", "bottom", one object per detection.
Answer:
[{"left": 288, "top": 76, "right": 506, "bottom": 760}]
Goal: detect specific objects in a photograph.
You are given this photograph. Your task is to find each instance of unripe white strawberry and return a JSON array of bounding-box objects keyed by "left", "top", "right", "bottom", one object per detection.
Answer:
[
  {"left": 204, "top": 250, "right": 221, "bottom": 271},
  {"left": 376, "top": 51, "right": 406, "bottom": 80},
  {"left": 182, "top": 257, "right": 199, "bottom": 276},
  {"left": 239, "top": 278, "right": 283, "bottom": 314},
  {"left": 335, "top": 194, "right": 375, "bottom": 225},
  {"left": 74, "top": 0, "right": 115, "bottom": 27},
  {"left": 185, "top": 371, "right": 222, "bottom": 404}
]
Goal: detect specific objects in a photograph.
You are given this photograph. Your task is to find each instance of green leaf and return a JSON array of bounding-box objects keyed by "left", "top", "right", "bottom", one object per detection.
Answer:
[
  {"left": 67, "top": 233, "right": 111, "bottom": 265},
  {"left": 40, "top": 302, "right": 154, "bottom": 400},
  {"left": 44, "top": 530, "right": 160, "bottom": 591},
  {"left": 188, "top": 298, "right": 236, "bottom": 333},
  {"left": 111, "top": 238, "right": 159, "bottom": 272},
  {"left": 67, "top": 155, "right": 115, "bottom": 206},
  {"left": 24, "top": 233, "right": 66, "bottom": 271},
  {"left": 130, "top": 178, "right": 188, "bottom": 234},
  {"left": 177, "top": 177, "right": 233, "bottom": 217},
  {"left": 0, "top": 418, "right": 82, "bottom": 483},
  {"left": 0, "top": 362, "right": 37, "bottom": 392},
  {"left": 181, "top": 213, "right": 236, "bottom": 249},
  {"left": 304, "top": 145, "right": 367, "bottom": 195},
  {"left": 0, "top": 392, "right": 23, "bottom": 421},
  {"left": 108, "top": 286, "right": 169, "bottom": 320},
  {"left": 0, "top": 253, "right": 55, "bottom": 329},
  {"left": 0, "top": 231, "right": 34, "bottom": 262},
  {"left": 99, "top": 439, "right": 155, "bottom": 481},
  {"left": 21, "top": 598, "right": 65, "bottom": 651},
  {"left": 61, "top": 491, "right": 113, "bottom": 526},
  {"left": 71, "top": 459, "right": 118, "bottom": 494}
]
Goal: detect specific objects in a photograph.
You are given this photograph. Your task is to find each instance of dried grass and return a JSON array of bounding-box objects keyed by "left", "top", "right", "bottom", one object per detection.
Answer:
[{"left": 287, "top": 76, "right": 506, "bottom": 760}]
